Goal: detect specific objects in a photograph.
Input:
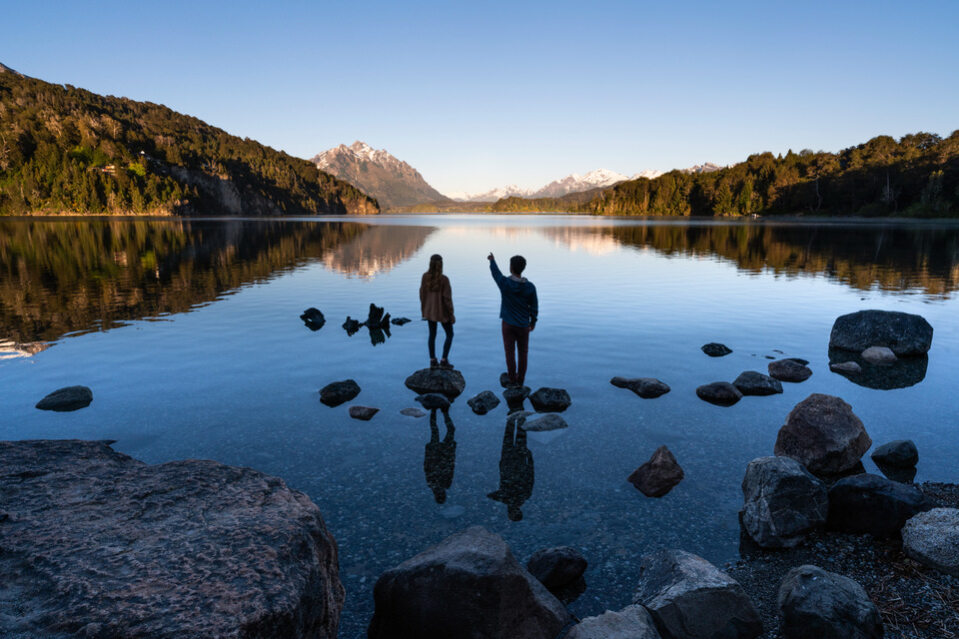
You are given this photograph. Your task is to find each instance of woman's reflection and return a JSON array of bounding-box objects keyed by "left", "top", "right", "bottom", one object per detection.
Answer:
[
  {"left": 424, "top": 408, "right": 456, "bottom": 504},
  {"left": 487, "top": 415, "right": 534, "bottom": 521}
]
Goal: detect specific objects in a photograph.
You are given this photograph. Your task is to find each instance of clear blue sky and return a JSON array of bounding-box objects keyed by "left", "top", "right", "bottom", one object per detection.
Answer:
[{"left": 4, "top": 0, "right": 958, "bottom": 195}]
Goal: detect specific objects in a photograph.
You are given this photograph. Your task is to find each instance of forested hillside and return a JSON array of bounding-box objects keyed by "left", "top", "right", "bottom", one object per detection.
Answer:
[{"left": 0, "top": 65, "right": 378, "bottom": 216}]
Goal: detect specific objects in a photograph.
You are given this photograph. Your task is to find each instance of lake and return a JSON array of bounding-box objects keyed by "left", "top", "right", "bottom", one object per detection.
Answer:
[{"left": 2, "top": 214, "right": 958, "bottom": 637}]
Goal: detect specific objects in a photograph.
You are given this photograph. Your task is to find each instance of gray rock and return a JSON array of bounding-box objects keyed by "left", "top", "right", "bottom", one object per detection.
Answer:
[
  {"left": 774, "top": 394, "right": 872, "bottom": 476},
  {"left": 415, "top": 393, "right": 450, "bottom": 411},
  {"left": 827, "top": 473, "right": 932, "bottom": 537},
  {"left": 349, "top": 405, "right": 379, "bottom": 421},
  {"left": 902, "top": 508, "right": 959, "bottom": 576},
  {"left": 870, "top": 439, "right": 918, "bottom": 468},
  {"left": 741, "top": 456, "right": 828, "bottom": 548},
  {"left": 777, "top": 565, "right": 882, "bottom": 639},
  {"left": 404, "top": 368, "right": 466, "bottom": 399},
  {"left": 529, "top": 387, "right": 571, "bottom": 413},
  {"left": 628, "top": 446, "right": 684, "bottom": 498},
  {"left": 610, "top": 376, "right": 671, "bottom": 399},
  {"left": 861, "top": 345, "right": 897, "bottom": 365},
  {"left": 35, "top": 385, "right": 93, "bottom": 412},
  {"left": 521, "top": 413, "right": 568, "bottom": 432},
  {"left": 526, "top": 546, "right": 587, "bottom": 591},
  {"left": 319, "top": 379, "right": 361, "bottom": 407},
  {"left": 695, "top": 381, "right": 743, "bottom": 406},
  {"left": 733, "top": 371, "right": 783, "bottom": 396},
  {"left": 633, "top": 548, "right": 762, "bottom": 639},
  {"left": 0, "top": 440, "right": 343, "bottom": 638},
  {"left": 300, "top": 307, "right": 326, "bottom": 330},
  {"left": 830, "top": 361, "right": 862, "bottom": 374},
  {"left": 400, "top": 407, "right": 426, "bottom": 418},
  {"left": 567, "top": 605, "right": 662, "bottom": 639},
  {"left": 467, "top": 390, "right": 501, "bottom": 415},
  {"left": 701, "top": 343, "right": 732, "bottom": 357},
  {"left": 829, "top": 309, "right": 933, "bottom": 356},
  {"left": 390, "top": 317, "right": 412, "bottom": 326},
  {"left": 768, "top": 359, "right": 812, "bottom": 383},
  {"left": 368, "top": 526, "right": 570, "bottom": 639}
]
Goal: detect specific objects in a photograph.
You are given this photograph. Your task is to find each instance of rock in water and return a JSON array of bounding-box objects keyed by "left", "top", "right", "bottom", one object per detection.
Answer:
[
  {"left": 365, "top": 303, "right": 391, "bottom": 329},
  {"left": 777, "top": 565, "right": 882, "bottom": 639},
  {"left": 368, "top": 526, "right": 570, "bottom": 639},
  {"left": 521, "top": 413, "right": 568, "bottom": 432},
  {"left": 405, "top": 368, "right": 466, "bottom": 399},
  {"left": 827, "top": 473, "right": 931, "bottom": 537},
  {"left": 696, "top": 381, "right": 743, "bottom": 406},
  {"left": 391, "top": 317, "right": 412, "bottom": 326},
  {"left": 0, "top": 440, "right": 343, "bottom": 638},
  {"left": 768, "top": 359, "right": 812, "bottom": 382},
  {"left": 830, "top": 361, "right": 862, "bottom": 374},
  {"left": 774, "top": 394, "right": 872, "bottom": 476},
  {"left": 701, "top": 342, "right": 732, "bottom": 357},
  {"left": 526, "top": 546, "right": 588, "bottom": 592},
  {"left": 861, "top": 345, "right": 897, "bottom": 365},
  {"left": 733, "top": 371, "right": 783, "bottom": 396},
  {"left": 529, "top": 387, "right": 572, "bottom": 413},
  {"left": 300, "top": 307, "right": 326, "bottom": 330},
  {"left": 342, "top": 316, "right": 362, "bottom": 335},
  {"left": 415, "top": 393, "right": 450, "bottom": 411},
  {"left": 741, "top": 456, "right": 828, "bottom": 548},
  {"left": 870, "top": 439, "right": 918, "bottom": 468},
  {"left": 633, "top": 548, "right": 762, "bottom": 639},
  {"left": 35, "top": 385, "right": 93, "bottom": 411},
  {"left": 610, "top": 376, "right": 671, "bottom": 399},
  {"left": 467, "top": 391, "right": 501, "bottom": 415},
  {"left": 902, "top": 508, "right": 959, "bottom": 577},
  {"left": 319, "top": 379, "right": 361, "bottom": 407},
  {"left": 400, "top": 407, "right": 426, "bottom": 418},
  {"left": 628, "top": 445, "right": 684, "bottom": 497},
  {"left": 566, "top": 605, "right": 661, "bottom": 639},
  {"left": 829, "top": 309, "right": 933, "bottom": 356},
  {"left": 349, "top": 405, "right": 379, "bottom": 421}
]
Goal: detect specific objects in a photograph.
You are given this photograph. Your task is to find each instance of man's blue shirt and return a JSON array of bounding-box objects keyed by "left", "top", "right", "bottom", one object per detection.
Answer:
[{"left": 490, "top": 259, "right": 538, "bottom": 328}]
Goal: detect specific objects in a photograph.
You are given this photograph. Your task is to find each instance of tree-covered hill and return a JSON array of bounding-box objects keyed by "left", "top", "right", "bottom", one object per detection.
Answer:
[{"left": 0, "top": 65, "right": 378, "bottom": 216}]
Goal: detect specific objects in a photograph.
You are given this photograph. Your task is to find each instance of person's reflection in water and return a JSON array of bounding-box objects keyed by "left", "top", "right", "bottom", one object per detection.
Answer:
[
  {"left": 488, "top": 416, "right": 534, "bottom": 521},
  {"left": 424, "top": 408, "right": 456, "bottom": 504}
]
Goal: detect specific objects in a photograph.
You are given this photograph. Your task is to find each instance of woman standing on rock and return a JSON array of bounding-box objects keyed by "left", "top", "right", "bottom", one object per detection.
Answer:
[{"left": 420, "top": 254, "right": 455, "bottom": 369}]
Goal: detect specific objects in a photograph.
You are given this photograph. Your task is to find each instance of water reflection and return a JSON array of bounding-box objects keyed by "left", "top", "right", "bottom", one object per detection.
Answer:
[
  {"left": 488, "top": 414, "right": 535, "bottom": 521},
  {"left": 827, "top": 348, "right": 928, "bottom": 390},
  {"left": 424, "top": 409, "right": 456, "bottom": 504}
]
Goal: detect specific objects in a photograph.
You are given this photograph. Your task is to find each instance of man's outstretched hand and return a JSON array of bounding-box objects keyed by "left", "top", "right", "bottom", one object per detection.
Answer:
[{"left": 487, "top": 252, "right": 494, "bottom": 261}]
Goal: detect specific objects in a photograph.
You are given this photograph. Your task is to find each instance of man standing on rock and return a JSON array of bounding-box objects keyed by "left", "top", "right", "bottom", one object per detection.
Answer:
[{"left": 488, "top": 252, "right": 538, "bottom": 386}]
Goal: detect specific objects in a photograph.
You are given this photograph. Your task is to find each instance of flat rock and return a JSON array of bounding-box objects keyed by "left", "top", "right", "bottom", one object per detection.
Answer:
[
  {"left": 629, "top": 445, "right": 684, "bottom": 498},
  {"left": 696, "top": 381, "right": 743, "bottom": 406},
  {"left": 829, "top": 309, "right": 933, "bottom": 356},
  {"left": 701, "top": 342, "right": 732, "bottom": 357},
  {"left": 566, "top": 605, "right": 661, "bottom": 639},
  {"left": 368, "top": 526, "right": 570, "bottom": 639},
  {"left": 415, "top": 393, "right": 450, "bottom": 411},
  {"left": 610, "top": 376, "right": 671, "bottom": 399},
  {"left": 526, "top": 546, "right": 587, "bottom": 592},
  {"left": 870, "top": 439, "right": 918, "bottom": 468},
  {"left": 777, "top": 565, "right": 882, "bottom": 639},
  {"left": 405, "top": 368, "right": 466, "bottom": 399},
  {"left": 733, "top": 371, "right": 783, "bottom": 396},
  {"left": 830, "top": 361, "right": 862, "bottom": 374},
  {"left": 861, "top": 345, "right": 897, "bottom": 365},
  {"left": 467, "top": 390, "right": 501, "bottom": 415},
  {"left": 349, "top": 405, "right": 379, "bottom": 421},
  {"left": 768, "top": 359, "right": 812, "bottom": 382},
  {"left": 391, "top": 317, "right": 412, "bottom": 325},
  {"left": 741, "top": 456, "right": 828, "bottom": 548},
  {"left": 319, "top": 379, "right": 361, "bottom": 407},
  {"left": 529, "top": 387, "right": 571, "bottom": 413},
  {"left": 521, "top": 413, "right": 568, "bottom": 432},
  {"left": 774, "top": 394, "right": 872, "bottom": 476},
  {"left": 902, "top": 508, "right": 959, "bottom": 577},
  {"left": 827, "top": 473, "right": 932, "bottom": 537},
  {"left": 633, "top": 548, "right": 762, "bottom": 639},
  {"left": 0, "top": 440, "right": 343, "bottom": 638},
  {"left": 35, "top": 385, "right": 93, "bottom": 411},
  {"left": 400, "top": 407, "right": 426, "bottom": 418}
]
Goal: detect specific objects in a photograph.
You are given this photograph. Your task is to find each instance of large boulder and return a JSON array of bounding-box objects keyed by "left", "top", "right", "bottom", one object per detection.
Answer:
[
  {"left": 777, "top": 565, "right": 882, "bottom": 639},
  {"left": 733, "top": 371, "right": 783, "bottom": 396},
  {"left": 404, "top": 368, "right": 466, "bottom": 399},
  {"left": 529, "top": 387, "right": 572, "bottom": 413},
  {"left": 695, "top": 382, "right": 743, "bottom": 407},
  {"left": 526, "top": 546, "right": 587, "bottom": 592},
  {"left": 633, "top": 549, "right": 762, "bottom": 639},
  {"left": 0, "top": 440, "right": 343, "bottom": 638},
  {"left": 827, "top": 473, "right": 932, "bottom": 537},
  {"left": 35, "top": 385, "right": 93, "bottom": 411},
  {"left": 611, "top": 376, "right": 671, "bottom": 399},
  {"left": 629, "top": 446, "right": 685, "bottom": 498},
  {"left": 319, "top": 379, "right": 361, "bottom": 407},
  {"left": 368, "top": 526, "right": 570, "bottom": 639},
  {"left": 768, "top": 359, "right": 812, "bottom": 383},
  {"left": 567, "top": 605, "right": 662, "bottom": 639},
  {"left": 741, "top": 456, "right": 828, "bottom": 548},
  {"left": 829, "top": 309, "right": 933, "bottom": 356},
  {"left": 901, "top": 508, "right": 959, "bottom": 577},
  {"left": 774, "top": 394, "right": 872, "bottom": 476}
]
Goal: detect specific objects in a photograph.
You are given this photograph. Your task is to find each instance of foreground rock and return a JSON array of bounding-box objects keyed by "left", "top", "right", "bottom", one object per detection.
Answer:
[
  {"left": 701, "top": 342, "right": 732, "bottom": 357},
  {"left": 526, "top": 546, "right": 587, "bottom": 592},
  {"left": 860, "top": 345, "right": 897, "bottom": 365},
  {"left": 405, "top": 367, "right": 466, "bottom": 399},
  {"left": 696, "top": 381, "right": 743, "bottom": 406},
  {"left": 521, "top": 413, "right": 568, "bottom": 432},
  {"left": 768, "top": 359, "right": 812, "bottom": 383},
  {"left": 741, "top": 456, "right": 828, "bottom": 548},
  {"left": 415, "top": 393, "right": 450, "bottom": 411},
  {"left": 827, "top": 473, "right": 931, "bottom": 537},
  {"left": 902, "top": 508, "right": 959, "bottom": 576},
  {"left": 829, "top": 309, "right": 933, "bottom": 356},
  {"left": 567, "top": 605, "right": 661, "bottom": 639},
  {"left": 368, "top": 526, "right": 570, "bottom": 639},
  {"left": 628, "top": 446, "right": 684, "bottom": 497},
  {"left": 35, "top": 385, "right": 93, "bottom": 411},
  {"left": 467, "top": 390, "right": 501, "bottom": 415},
  {"left": 733, "top": 371, "right": 783, "bottom": 396},
  {"left": 774, "top": 394, "right": 871, "bottom": 476},
  {"left": 0, "top": 440, "right": 343, "bottom": 638},
  {"left": 610, "top": 376, "right": 671, "bottom": 399},
  {"left": 633, "top": 549, "right": 762, "bottom": 639},
  {"left": 870, "top": 439, "right": 918, "bottom": 468},
  {"left": 349, "top": 405, "right": 379, "bottom": 421},
  {"left": 777, "top": 565, "right": 882, "bottom": 639},
  {"left": 300, "top": 307, "right": 326, "bottom": 330},
  {"left": 319, "top": 379, "right": 361, "bottom": 407},
  {"left": 830, "top": 360, "right": 862, "bottom": 374},
  {"left": 529, "top": 387, "right": 571, "bottom": 413}
]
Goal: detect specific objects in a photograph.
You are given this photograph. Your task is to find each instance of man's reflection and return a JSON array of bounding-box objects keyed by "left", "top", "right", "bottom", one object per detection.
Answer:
[
  {"left": 424, "top": 408, "right": 456, "bottom": 504},
  {"left": 487, "top": 415, "right": 534, "bottom": 521}
]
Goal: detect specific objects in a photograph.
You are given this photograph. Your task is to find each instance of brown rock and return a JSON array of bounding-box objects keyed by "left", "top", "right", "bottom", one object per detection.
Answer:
[
  {"left": 628, "top": 445, "right": 685, "bottom": 497},
  {"left": 774, "top": 394, "right": 872, "bottom": 476}
]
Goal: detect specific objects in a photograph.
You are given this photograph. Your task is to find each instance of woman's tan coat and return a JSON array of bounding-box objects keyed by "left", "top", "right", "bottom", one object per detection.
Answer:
[{"left": 420, "top": 274, "right": 454, "bottom": 323}]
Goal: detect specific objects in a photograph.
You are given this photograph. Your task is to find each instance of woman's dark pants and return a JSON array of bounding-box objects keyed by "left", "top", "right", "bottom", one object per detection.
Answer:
[{"left": 428, "top": 321, "right": 454, "bottom": 359}]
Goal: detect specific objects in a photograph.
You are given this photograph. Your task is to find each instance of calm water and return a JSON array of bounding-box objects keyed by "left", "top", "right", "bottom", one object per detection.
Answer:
[{"left": 2, "top": 215, "right": 959, "bottom": 636}]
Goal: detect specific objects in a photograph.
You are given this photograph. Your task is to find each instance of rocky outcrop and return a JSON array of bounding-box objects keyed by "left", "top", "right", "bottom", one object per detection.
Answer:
[
  {"left": 767, "top": 359, "right": 812, "bottom": 383},
  {"left": 526, "top": 546, "right": 587, "bottom": 592},
  {"left": 610, "top": 376, "right": 671, "bottom": 399},
  {"left": 405, "top": 368, "right": 466, "bottom": 399},
  {"left": 0, "top": 440, "right": 343, "bottom": 638},
  {"left": 774, "top": 394, "right": 871, "bottom": 476},
  {"left": 628, "top": 446, "right": 685, "bottom": 498},
  {"left": 368, "top": 526, "right": 570, "bottom": 639},
  {"left": 870, "top": 439, "right": 918, "bottom": 468},
  {"left": 777, "top": 565, "right": 882, "bottom": 639},
  {"left": 567, "top": 605, "right": 662, "bottom": 639},
  {"left": 902, "top": 508, "right": 959, "bottom": 576},
  {"left": 529, "top": 387, "right": 571, "bottom": 413},
  {"left": 467, "top": 391, "right": 501, "bottom": 415},
  {"left": 349, "top": 405, "right": 379, "bottom": 420},
  {"left": 319, "top": 379, "right": 361, "bottom": 407},
  {"left": 35, "top": 385, "right": 93, "bottom": 411},
  {"left": 701, "top": 343, "right": 732, "bottom": 357},
  {"left": 827, "top": 473, "right": 932, "bottom": 537},
  {"left": 740, "top": 456, "right": 828, "bottom": 548},
  {"left": 829, "top": 309, "right": 933, "bottom": 356},
  {"left": 733, "top": 371, "right": 783, "bottom": 396},
  {"left": 696, "top": 381, "right": 743, "bottom": 406}
]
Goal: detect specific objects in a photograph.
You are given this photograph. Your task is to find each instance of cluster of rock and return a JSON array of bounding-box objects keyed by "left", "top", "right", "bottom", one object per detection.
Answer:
[
  {"left": 828, "top": 310, "right": 933, "bottom": 390},
  {"left": 300, "top": 304, "right": 411, "bottom": 345}
]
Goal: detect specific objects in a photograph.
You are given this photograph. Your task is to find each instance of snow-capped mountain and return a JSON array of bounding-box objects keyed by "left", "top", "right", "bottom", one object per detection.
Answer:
[
  {"left": 450, "top": 168, "right": 656, "bottom": 202},
  {"left": 682, "top": 162, "right": 723, "bottom": 174}
]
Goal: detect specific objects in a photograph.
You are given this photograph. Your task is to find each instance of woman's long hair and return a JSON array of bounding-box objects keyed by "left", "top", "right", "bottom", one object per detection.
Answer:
[{"left": 425, "top": 254, "right": 443, "bottom": 291}]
